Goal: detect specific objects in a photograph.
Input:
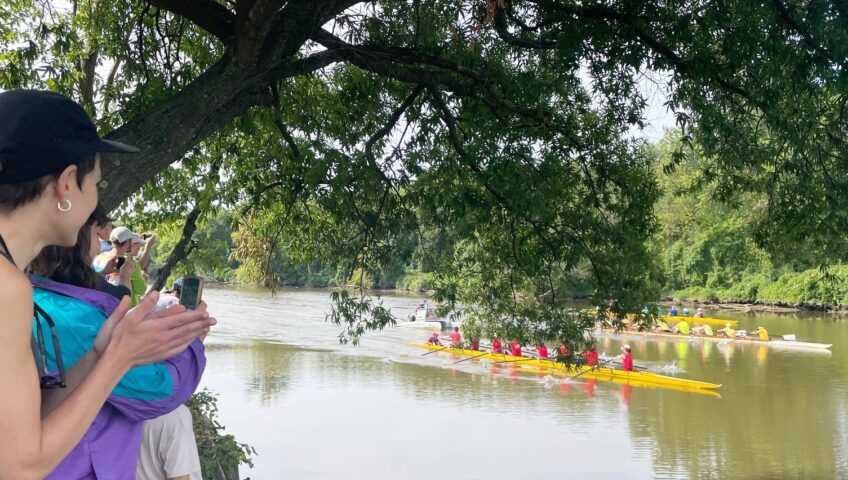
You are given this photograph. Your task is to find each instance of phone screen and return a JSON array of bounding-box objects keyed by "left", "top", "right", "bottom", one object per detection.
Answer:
[{"left": 179, "top": 277, "right": 202, "bottom": 310}]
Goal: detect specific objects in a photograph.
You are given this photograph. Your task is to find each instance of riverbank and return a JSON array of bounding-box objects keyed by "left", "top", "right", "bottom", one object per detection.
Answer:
[{"left": 202, "top": 279, "right": 848, "bottom": 316}]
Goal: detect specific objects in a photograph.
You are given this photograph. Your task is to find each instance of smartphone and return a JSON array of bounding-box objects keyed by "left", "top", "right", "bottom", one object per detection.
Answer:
[
  {"left": 115, "top": 256, "right": 126, "bottom": 269},
  {"left": 179, "top": 275, "right": 204, "bottom": 310}
]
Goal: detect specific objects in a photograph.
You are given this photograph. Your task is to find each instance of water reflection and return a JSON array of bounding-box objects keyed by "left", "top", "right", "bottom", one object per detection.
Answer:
[
  {"left": 620, "top": 384, "right": 632, "bottom": 404},
  {"left": 756, "top": 346, "right": 768, "bottom": 366},
  {"left": 701, "top": 341, "right": 714, "bottom": 361}
]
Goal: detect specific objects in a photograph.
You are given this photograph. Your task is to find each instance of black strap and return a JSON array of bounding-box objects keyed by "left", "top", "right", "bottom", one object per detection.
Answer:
[
  {"left": 33, "top": 303, "right": 56, "bottom": 328},
  {"left": 0, "top": 232, "right": 15, "bottom": 267},
  {"left": 33, "top": 302, "right": 67, "bottom": 388}
]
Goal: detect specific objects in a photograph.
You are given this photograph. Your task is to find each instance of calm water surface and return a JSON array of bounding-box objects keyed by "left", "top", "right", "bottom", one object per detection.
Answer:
[{"left": 198, "top": 287, "right": 848, "bottom": 479}]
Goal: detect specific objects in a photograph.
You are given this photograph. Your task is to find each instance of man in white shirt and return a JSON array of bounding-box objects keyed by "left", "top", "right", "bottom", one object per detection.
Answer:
[{"left": 136, "top": 405, "right": 202, "bottom": 480}]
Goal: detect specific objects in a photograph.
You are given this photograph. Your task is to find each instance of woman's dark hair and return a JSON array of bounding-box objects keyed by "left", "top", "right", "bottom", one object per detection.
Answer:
[
  {"left": 28, "top": 203, "right": 106, "bottom": 289},
  {"left": 89, "top": 203, "right": 111, "bottom": 228},
  {"left": 0, "top": 154, "right": 97, "bottom": 211}
]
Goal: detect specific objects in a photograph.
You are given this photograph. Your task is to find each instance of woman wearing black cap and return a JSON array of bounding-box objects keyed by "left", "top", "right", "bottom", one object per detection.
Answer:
[{"left": 0, "top": 90, "right": 216, "bottom": 478}]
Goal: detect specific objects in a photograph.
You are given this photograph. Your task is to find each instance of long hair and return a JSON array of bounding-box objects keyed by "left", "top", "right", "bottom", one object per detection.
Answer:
[{"left": 29, "top": 204, "right": 107, "bottom": 289}]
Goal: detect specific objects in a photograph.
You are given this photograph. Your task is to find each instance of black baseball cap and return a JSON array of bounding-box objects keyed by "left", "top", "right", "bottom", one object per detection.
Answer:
[{"left": 0, "top": 90, "right": 139, "bottom": 184}]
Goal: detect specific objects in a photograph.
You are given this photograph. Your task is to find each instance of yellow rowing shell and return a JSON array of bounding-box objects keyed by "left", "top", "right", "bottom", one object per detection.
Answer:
[
  {"left": 410, "top": 343, "right": 722, "bottom": 394},
  {"left": 661, "top": 315, "right": 737, "bottom": 327},
  {"left": 625, "top": 314, "right": 737, "bottom": 327},
  {"left": 600, "top": 328, "right": 832, "bottom": 351}
]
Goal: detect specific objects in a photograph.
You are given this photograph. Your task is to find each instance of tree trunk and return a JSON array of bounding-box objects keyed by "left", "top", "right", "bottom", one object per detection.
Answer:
[
  {"left": 100, "top": 55, "right": 269, "bottom": 210},
  {"left": 97, "top": 0, "right": 354, "bottom": 210},
  {"left": 153, "top": 204, "right": 203, "bottom": 291}
]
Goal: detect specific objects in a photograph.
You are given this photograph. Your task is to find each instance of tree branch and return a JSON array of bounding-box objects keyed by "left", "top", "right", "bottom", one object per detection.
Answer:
[
  {"left": 147, "top": 0, "right": 236, "bottom": 43},
  {"left": 78, "top": 48, "right": 98, "bottom": 115},
  {"left": 364, "top": 84, "right": 424, "bottom": 168},
  {"left": 493, "top": 8, "right": 556, "bottom": 50},
  {"left": 269, "top": 83, "right": 302, "bottom": 160},
  {"left": 258, "top": 0, "right": 361, "bottom": 66},
  {"left": 528, "top": 0, "right": 750, "bottom": 99},
  {"left": 152, "top": 202, "right": 203, "bottom": 291},
  {"left": 312, "top": 29, "right": 554, "bottom": 127},
  {"left": 233, "top": 0, "right": 287, "bottom": 67},
  {"left": 770, "top": 0, "right": 835, "bottom": 63}
]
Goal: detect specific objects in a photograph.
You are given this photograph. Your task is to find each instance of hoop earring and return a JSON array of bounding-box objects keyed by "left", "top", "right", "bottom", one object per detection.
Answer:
[{"left": 57, "top": 200, "right": 72, "bottom": 212}]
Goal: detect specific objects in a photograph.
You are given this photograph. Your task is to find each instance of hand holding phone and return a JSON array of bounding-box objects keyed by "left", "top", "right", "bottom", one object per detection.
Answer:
[{"left": 179, "top": 275, "right": 204, "bottom": 310}]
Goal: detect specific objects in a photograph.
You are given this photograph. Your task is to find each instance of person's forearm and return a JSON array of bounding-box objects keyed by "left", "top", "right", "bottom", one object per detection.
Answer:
[
  {"left": 29, "top": 349, "right": 130, "bottom": 479},
  {"left": 40, "top": 349, "right": 100, "bottom": 417},
  {"left": 107, "top": 339, "right": 206, "bottom": 421},
  {"left": 139, "top": 248, "right": 151, "bottom": 272}
]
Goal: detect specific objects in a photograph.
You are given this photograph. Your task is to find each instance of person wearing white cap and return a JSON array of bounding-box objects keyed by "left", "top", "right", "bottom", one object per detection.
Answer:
[
  {"left": 621, "top": 345, "right": 634, "bottom": 372},
  {"left": 91, "top": 226, "right": 141, "bottom": 303}
]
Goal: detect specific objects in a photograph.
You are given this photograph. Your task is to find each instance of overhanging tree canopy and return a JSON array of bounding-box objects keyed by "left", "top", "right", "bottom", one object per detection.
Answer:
[{"left": 2, "top": 0, "right": 845, "bottom": 342}]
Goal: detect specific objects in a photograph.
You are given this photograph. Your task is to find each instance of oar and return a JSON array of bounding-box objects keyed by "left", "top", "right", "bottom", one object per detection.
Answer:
[
  {"left": 491, "top": 357, "right": 533, "bottom": 365},
  {"left": 421, "top": 345, "right": 450, "bottom": 356},
  {"left": 609, "top": 360, "right": 648, "bottom": 371},
  {"left": 452, "top": 351, "right": 489, "bottom": 364},
  {"left": 570, "top": 359, "right": 612, "bottom": 380}
]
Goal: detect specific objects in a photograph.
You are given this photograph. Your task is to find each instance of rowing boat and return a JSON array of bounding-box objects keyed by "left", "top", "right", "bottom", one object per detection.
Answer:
[
  {"left": 408, "top": 343, "right": 722, "bottom": 393},
  {"left": 597, "top": 310, "right": 737, "bottom": 328},
  {"left": 396, "top": 304, "right": 453, "bottom": 329},
  {"left": 512, "top": 362, "right": 721, "bottom": 397},
  {"left": 395, "top": 319, "right": 450, "bottom": 330},
  {"left": 598, "top": 328, "right": 832, "bottom": 351},
  {"left": 661, "top": 315, "right": 737, "bottom": 328}
]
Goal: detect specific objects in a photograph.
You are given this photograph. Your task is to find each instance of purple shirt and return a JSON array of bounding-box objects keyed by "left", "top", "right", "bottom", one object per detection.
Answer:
[{"left": 31, "top": 277, "right": 206, "bottom": 480}]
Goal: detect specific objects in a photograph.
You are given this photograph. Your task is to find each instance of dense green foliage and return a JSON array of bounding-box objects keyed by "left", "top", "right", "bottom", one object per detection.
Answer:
[
  {"left": 2, "top": 0, "right": 846, "bottom": 341},
  {"left": 654, "top": 132, "right": 848, "bottom": 309},
  {"left": 186, "top": 390, "right": 256, "bottom": 480}
]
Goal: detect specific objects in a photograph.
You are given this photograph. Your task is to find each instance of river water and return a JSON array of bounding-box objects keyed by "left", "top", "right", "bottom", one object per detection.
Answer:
[{"left": 197, "top": 287, "right": 847, "bottom": 479}]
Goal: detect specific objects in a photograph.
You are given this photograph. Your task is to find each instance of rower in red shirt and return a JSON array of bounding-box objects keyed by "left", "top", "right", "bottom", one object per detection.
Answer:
[
  {"left": 491, "top": 337, "right": 503, "bottom": 354},
  {"left": 584, "top": 346, "right": 599, "bottom": 367},
  {"left": 621, "top": 344, "right": 634, "bottom": 371},
  {"left": 469, "top": 338, "right": 480, "bottom": 351},
  {"left": 536, "top": 342, "right": 549, "bottom": 359},
  {"left": 449, "top": 326, "right": 462, "bottom": 347},
  {"left": 559, "top": 342, "right": 568, "bottom": 357},
  {"left": 426, "top": 332, "right": 442, "bottom": 346},
  {"left": 510, "top": 338, "right": 522, "bottom": 357}
]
